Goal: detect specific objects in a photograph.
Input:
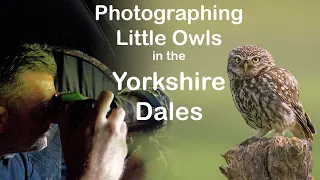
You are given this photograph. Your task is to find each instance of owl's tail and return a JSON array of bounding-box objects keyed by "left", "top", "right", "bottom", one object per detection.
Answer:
[{"left": 291, "top": 112, "right": 316, "bottom": 141}]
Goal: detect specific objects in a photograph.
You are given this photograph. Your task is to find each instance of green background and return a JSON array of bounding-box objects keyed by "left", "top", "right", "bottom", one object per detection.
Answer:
[{"left": 109, "top": 1, "right": 320, "bottom": 179}]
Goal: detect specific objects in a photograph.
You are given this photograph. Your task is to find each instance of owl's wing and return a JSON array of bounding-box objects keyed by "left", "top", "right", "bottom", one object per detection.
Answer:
[{"left": 265, "top": 67, "right": 316, "bottom": 135}]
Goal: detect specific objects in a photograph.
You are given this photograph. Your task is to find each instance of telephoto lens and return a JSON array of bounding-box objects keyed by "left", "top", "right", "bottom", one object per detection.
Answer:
[{"left": 50, "top": 87, "right": 171, "bottom": 135}]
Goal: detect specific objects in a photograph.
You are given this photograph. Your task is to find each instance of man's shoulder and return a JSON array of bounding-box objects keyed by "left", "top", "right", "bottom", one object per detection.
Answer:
[{"left": 0, "top": 153, "right": 40, "bottom": 180}]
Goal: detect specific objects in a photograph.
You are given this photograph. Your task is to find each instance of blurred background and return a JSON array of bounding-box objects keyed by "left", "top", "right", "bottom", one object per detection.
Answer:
[{"left": 106, "top": 0, "right": 320, "bottom": 179}]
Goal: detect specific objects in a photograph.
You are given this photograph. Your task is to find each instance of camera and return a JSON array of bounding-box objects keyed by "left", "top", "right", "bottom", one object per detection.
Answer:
[{"left": 50, "top": 88, "right": 171, "bottom": 135}]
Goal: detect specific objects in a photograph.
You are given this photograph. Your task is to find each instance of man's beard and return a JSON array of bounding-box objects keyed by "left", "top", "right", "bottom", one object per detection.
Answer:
[{"left": 5, "top": 106, "right": 49, "bottom": 153}]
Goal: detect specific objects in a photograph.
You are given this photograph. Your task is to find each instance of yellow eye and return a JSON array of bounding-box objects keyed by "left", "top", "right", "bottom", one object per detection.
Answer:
[
  {"left": 252, "top": 57, "right": 260, "bottom": 63},
  {"left": 235, "top": 57, "right": 241, "bottom": 63}
]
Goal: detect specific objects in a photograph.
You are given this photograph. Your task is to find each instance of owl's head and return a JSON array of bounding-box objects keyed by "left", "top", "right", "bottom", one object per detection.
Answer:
[{"left": 227, "top": 45, "right": 276, "bottom": 79}]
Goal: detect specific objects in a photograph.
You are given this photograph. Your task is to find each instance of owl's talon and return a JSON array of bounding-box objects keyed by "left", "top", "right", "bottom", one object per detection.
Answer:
[{"left": 239, "top": 136, "right": 260, "bottom": 146}]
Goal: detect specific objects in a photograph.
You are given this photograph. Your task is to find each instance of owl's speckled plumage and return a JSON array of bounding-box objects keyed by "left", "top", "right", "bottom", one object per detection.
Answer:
[{"left": 227, "top": 45, "right": 316, "bottom": 141}]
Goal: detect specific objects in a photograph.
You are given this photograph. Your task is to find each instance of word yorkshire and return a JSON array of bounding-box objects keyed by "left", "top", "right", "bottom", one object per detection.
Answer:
[{"left": 112, "top": 71, "right": 225, "bottom": 91}]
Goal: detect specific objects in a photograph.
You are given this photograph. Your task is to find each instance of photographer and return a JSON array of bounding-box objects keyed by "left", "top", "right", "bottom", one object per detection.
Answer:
[{"left": 0, "top": 43, "right": 128, "bottom": 180}]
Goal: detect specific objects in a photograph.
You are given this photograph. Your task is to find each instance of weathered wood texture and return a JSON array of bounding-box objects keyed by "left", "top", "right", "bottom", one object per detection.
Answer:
[{"left": 220, "top": 137, "right": 313, "bottom": 180}]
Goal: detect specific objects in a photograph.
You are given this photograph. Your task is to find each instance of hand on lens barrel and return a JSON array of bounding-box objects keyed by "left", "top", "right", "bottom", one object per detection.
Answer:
[{"left": 58, "top": 91, "right": 128, "bottom": 180}]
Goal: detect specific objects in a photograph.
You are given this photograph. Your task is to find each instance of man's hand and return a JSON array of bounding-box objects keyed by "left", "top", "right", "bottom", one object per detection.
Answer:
[{"left": 58, "top": 91, "right": 128, "bottom": 180}]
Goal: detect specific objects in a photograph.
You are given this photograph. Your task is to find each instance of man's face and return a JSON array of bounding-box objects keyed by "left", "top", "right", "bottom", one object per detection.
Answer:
[{"left": 5, "top": 71, "right": 56, "bottom": 153}]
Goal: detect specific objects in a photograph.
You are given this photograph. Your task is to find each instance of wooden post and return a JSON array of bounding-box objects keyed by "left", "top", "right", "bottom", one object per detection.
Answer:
[{"left": 219, "top": 136, "right": 313, "bottom": 180}]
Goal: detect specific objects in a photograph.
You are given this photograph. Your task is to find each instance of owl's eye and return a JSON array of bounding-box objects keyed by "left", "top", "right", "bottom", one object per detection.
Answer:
[
  {"left": 252, "top": 57, "right": 260, "bottom": 63},
  {"left": 235, "top": 57, "right": 241, "bottom": 63}
]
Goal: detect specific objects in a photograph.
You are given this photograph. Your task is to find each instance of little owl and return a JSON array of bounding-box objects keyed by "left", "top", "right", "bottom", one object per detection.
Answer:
[{"left": 227, "top": 45, "right": 316, "bottom": 143}]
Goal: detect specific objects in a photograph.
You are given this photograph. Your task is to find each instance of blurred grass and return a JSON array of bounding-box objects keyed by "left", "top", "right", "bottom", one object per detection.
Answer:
[{"left": 109, "top": 0, "right": 320, "bottom": 179}]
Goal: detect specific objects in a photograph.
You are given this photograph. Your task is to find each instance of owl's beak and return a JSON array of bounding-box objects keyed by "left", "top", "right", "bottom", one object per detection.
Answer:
[{"left": 243, "top": 62, "right": 248, "bottom": 71}]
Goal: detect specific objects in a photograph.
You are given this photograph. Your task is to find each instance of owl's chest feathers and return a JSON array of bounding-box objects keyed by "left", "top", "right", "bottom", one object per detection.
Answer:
[
  {"left": 230, "top": 74, "right": 296, "bottom": 130},
  {"left": 231, "top": 77, "right": 264, "bottom": 116},
  {"left": 230, "top": 75, "right": 284, "bottom": 129}
]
